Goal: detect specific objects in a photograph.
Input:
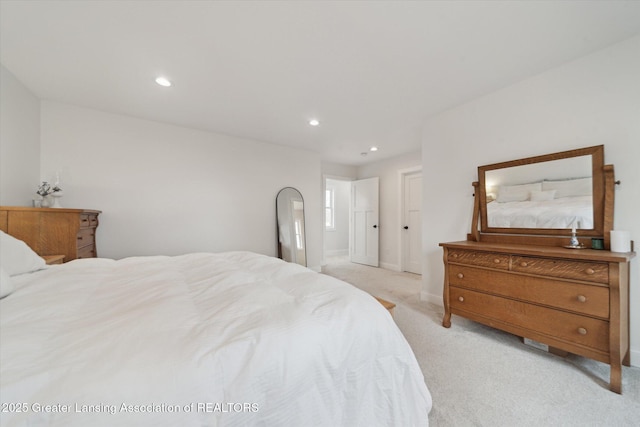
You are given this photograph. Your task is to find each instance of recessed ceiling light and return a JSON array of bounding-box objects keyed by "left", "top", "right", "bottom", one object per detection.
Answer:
[
  {"left": 309, "top": 119, "right": 320, "bottom": 126},
  {"left": 370, "top": 146, "right": 378, "bottom": 152},
  {"left": 155, "top": 76, "right": 172, "bottom": 87}
]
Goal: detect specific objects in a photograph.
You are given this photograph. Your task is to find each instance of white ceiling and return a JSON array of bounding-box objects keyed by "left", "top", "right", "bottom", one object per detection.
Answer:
[{"left": 2, "top": 1, "right": 640, "bottom": 166}]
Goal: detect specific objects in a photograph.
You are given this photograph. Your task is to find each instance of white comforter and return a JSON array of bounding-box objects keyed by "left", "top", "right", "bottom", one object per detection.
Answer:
[
  {"left": 487, "top": 195, "right": 593, "bottom": 229},
  {"left": 0, "top": 252, "right": 431, "bottom": 426}
]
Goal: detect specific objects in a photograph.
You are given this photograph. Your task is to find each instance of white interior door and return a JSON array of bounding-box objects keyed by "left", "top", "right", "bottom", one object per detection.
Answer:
[
  {"left": 350, "top": 177, "right": 379, "bottom": 267},
  {"left": 402, "top": 172, "right": 422, "bottom": 274}
]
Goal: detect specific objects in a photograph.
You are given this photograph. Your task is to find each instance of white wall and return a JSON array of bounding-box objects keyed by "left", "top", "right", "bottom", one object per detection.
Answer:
[
  {"left": 40, "top": 102, "right": 323, "bottom": 270},
  {"left": 357, "top": 151, "right": 421, "bottom": 271},
  {"left": 321, "top": 162, "right": 357, "bottom": 180},
  {"left": 0, "top": 65, "right": 40, "bottom": 205},
  {"left": 421, "top": 35, "right": 640, "bottom": 365}
]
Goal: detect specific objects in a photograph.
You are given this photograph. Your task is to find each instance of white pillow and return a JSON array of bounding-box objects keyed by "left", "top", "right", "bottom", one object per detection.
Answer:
[
  {"left": 0, "top": 266, "right": 13, "bottom": 298},
  {"left": 542, "top": 177, "right": 592, "bottom": 198},
  {"left": 496, "top": 182, "right": 542, "bottom": 203},
  {"left": 529, "top": 189, "right": 556, "bottom": 202},
  {"left": 0, "top": 230, "right": 46, "bottom": 276}
]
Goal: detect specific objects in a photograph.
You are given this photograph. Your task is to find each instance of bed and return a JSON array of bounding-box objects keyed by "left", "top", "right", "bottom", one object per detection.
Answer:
[{"left": 0, "top": 231, "right": 431, "bottom": 426}]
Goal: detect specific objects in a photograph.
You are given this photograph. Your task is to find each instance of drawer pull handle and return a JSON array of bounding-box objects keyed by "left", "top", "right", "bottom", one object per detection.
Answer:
[
  {"left": 520, "top": 262, "right": 528, "bottom": 267},
  {"left": 578, "top": 327, "right": 587, "bottom": 335},
  {"left": 585, "top": 268, "right": 595, "bottom": 275},
  {"left": 493, "top": 259, "right": 500, "bottom": 264},
  {"left": 457, "top": 273, "right": 464, "bottom": 279},
  {"left": 458, "top": 296, "right": 464, "bottom": 302},
  {"left": 577, "top": 295, "right": 587, "bottom": 303},
  {"left": 452, "top": 253, "right": 459, "bottom": 258}
]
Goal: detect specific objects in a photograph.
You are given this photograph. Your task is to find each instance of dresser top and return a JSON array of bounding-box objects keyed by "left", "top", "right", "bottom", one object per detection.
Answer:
[
  {"left": 0, "top": 206, "right": 101, "bottom": 214},
  {"left": 440, "top": 240, "right": 635, "bottom": 263}
]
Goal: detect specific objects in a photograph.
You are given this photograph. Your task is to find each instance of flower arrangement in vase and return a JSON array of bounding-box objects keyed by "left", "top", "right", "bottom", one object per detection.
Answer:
[{"left": 36, "top": 182, "right": 63, "bottom": 208}]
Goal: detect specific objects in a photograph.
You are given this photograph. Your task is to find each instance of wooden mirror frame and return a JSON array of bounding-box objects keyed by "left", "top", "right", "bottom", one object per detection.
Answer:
[{"left": 475, "top": 145, "right": 610, "bottom": 246}]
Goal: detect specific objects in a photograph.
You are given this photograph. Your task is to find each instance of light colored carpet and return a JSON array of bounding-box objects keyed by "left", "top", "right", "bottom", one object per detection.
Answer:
[{"left": 321, "top": 258, "right": 640, "bottom": 427}]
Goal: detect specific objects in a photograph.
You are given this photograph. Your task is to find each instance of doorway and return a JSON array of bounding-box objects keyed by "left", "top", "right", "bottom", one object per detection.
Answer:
[
  {"left": 323, "top": 176, "right": 380, "bottom": 267},
  {"left": 322, "top": 175, "right": 381, "bottom": 268},
  {"left": 324, "top": 178, "right": 351, "bottom": 263}
]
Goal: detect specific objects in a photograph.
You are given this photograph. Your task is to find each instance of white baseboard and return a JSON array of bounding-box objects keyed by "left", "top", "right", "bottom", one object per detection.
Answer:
[
  {"left": 380, "top": 262, "right": 401, "bottom": 272},
  {"left": 420, "top": 291, "right": 442, "bottom": 306},
  {"left": 325, "top": 249, "right": 348, "bottom": 257},
  {"left": 630, "top": 349, "right": 639, "bottom": 368}
]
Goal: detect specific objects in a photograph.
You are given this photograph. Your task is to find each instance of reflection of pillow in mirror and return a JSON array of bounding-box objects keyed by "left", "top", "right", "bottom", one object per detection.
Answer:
[
  {"left": 530, "top": 189, "right": 556, "bottom": 201},
  {"left": 542, "top": 177, "right": 592, "bottom": 198},
  {"left": 496, "top": 182, "right": 542, "bottom": 203}
]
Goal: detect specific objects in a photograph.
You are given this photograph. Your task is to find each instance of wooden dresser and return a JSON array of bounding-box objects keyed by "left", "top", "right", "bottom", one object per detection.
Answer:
[
  {"left": 440, "top": 146, "right": 638, "bottom": 393},
  {"left": 0, "top": 207, "right": 101, "bottom": 262},
  {"left": 440, "top": 240, "right": 633, "bottom": 393}
]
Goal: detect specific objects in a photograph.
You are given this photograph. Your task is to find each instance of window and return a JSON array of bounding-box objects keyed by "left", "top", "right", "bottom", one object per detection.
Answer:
[
  {"left": 294, "top": 220, "right": 303, "bottom": 249},
  {"left": 325, "top": 186, "right": 335, "bottom": 230}
]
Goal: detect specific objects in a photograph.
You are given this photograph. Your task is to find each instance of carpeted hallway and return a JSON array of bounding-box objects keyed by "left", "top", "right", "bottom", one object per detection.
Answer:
[{"left": 321, "top": 258, "right": 640, "bottom": 426}]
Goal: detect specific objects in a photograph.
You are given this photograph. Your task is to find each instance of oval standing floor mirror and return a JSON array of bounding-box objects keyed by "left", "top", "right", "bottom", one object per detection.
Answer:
[{"left": 276, "top": 187, "right": 307, "bottom": 266}]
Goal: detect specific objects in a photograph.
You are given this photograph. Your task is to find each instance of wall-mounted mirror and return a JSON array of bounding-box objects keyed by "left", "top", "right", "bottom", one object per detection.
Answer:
[
  {"left": 276, "top": 187, "right": 307, "bottom": 266},
  {"left": 479, "top": 145, "right": 605, "bottom": 237}
]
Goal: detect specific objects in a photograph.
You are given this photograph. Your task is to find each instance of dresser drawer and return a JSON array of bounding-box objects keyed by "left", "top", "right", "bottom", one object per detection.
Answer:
[
  {"left": 448, "top": 249, "right": 510, "bottom": 270},
  {"left": 88, "top": 215, "right": 99, "bottom": 227},
  {"left": 77, "top": 245, "right": 96, "bottom": 259},
  {"left": 76, "top": 228, "right": 95, "bottom": 249},
  {"left": 79, "top": 214, "right": 92, "bottom": 229},
  {"left": 512, "top": 256, "right": 609, "bottom": 284},
  {"left": 450, "top": 287, "right": 609, "bottom": 352},
  {"left": 449, "top": 265, "right": 609, "bottom": 318}
]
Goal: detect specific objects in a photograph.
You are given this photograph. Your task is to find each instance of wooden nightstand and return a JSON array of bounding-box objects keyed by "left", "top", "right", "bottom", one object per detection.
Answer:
[
  {"left": 375, "top": 297, "right": 396, "bottom": 317},
  {"left": 43, "top": 255, "right": 65, "bottom": 265}
]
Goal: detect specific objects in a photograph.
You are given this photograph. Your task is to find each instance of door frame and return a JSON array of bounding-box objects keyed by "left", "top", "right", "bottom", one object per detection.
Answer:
[{"left": 398, "top": 166, "right": 422, "bottom": 274}]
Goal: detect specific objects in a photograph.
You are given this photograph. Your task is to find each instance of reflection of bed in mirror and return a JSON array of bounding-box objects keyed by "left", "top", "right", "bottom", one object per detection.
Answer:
[
  {"left": 487, "top": 177, "right": 593, "bottom": 229},
  {"left": 488, "top": 195, "right": 593, "bottom": 228}
]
